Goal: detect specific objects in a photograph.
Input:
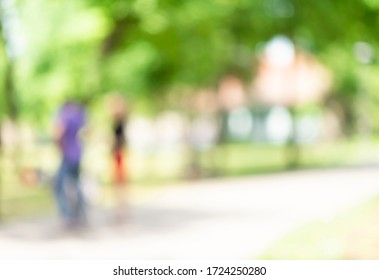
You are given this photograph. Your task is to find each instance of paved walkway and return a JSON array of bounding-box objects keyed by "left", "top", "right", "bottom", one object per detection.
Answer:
[{"left": 1, "top": 166, "right": 379, "bottom": 259}]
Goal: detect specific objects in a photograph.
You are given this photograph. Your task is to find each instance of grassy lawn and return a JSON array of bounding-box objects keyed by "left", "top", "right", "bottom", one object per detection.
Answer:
[
  {"left": 1, "top": 189, "right": 54, "bottom": 220},
  {"left": 1, "top": 139, "right": 379, "bottom": 221},
  {"left": 201, "top": 140, "right": 378, "bottom": 177},
  {"left": 260, "top": 196, "right": 379, "bottom": 259}
]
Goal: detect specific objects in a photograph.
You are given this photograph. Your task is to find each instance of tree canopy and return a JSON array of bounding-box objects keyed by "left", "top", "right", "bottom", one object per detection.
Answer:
[{"left": 0, "top": 0, "right": 379, "bottom": 123}]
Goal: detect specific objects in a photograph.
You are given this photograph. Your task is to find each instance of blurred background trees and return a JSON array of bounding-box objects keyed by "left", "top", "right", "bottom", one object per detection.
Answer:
[
  {"left": 1, "top": 0, "right": 379, "bottom": 218},
  {"left": 0, "top": 0, "right": 376, "bottom": 127}
]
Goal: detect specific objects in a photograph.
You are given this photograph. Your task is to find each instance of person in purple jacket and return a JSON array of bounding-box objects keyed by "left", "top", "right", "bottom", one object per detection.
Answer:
[{"left": 54, "top": 99, "right": 86, "bottom": 228}]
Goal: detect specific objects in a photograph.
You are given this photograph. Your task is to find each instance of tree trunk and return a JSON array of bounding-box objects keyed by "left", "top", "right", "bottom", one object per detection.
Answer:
[
  {"left": 286, "top": 106, "right": 300, "bottom": 169},
  {"left": 0, "top": 18, "right": 19, "bottom": 222},
  {"left": 4, "top": 62, "right": 18, "bottom": 119}
]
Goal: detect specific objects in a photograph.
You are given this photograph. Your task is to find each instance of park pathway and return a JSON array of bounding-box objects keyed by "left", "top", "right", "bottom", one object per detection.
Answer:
[{"left": 0, "top": 166, "right": 379, "bottom": 259}]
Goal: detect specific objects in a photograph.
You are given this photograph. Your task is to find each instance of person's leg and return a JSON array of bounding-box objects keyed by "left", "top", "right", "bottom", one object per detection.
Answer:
[
  {"left": 67, "top": 162, "right": 86, "bottom": 225},
  {"left": 54, "top": 159, "right": 70, "bottom": 222},
  {"left": 114, "top": 149, "right": 125, "bottom": 185},
  {"left": 113, "top": 149, "right": 128, "bottom": 222}
]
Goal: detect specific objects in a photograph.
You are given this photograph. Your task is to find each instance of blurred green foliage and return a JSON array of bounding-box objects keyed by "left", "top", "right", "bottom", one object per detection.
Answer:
[
  {"left": 3, "top": 0, "right": 379, "bottom": 224},
  {"left": 0, "top": 0, "right": 378, "bottom": 124}
]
